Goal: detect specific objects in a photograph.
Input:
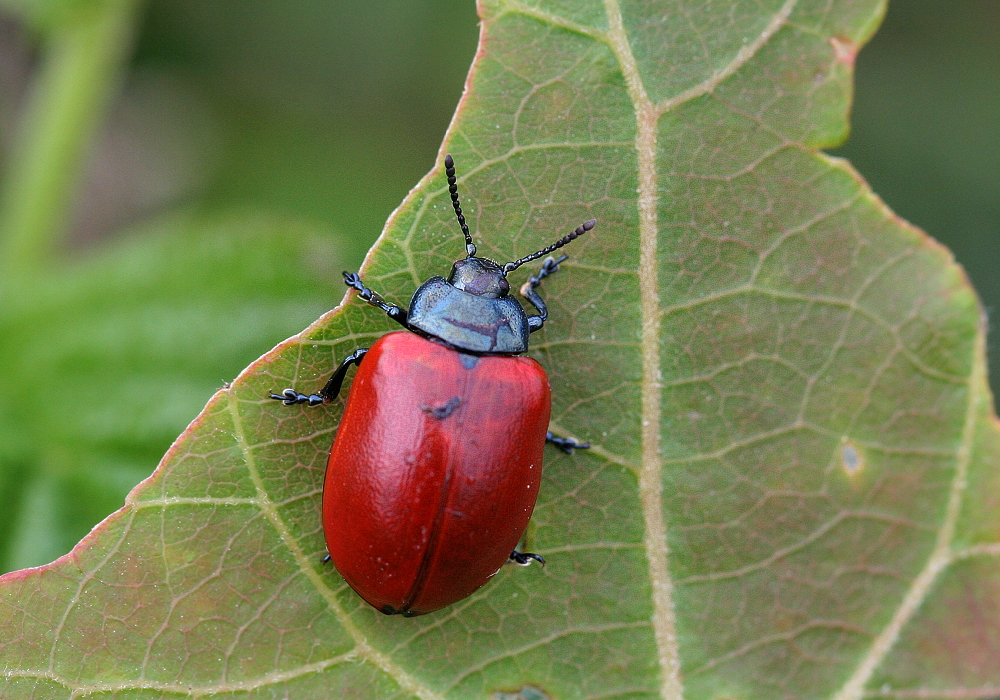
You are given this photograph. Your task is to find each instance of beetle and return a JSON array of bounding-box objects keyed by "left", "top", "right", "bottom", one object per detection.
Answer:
[{"left": 270, "top": 154, "right": 594, "bottom": 616}]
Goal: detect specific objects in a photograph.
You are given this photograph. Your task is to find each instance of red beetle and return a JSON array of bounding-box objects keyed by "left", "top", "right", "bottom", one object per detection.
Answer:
[{"left": 272, "top": 155, "right": 594, "bottom": 615}]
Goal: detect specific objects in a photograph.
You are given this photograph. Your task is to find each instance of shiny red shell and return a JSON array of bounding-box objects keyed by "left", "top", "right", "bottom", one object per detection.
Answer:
[{"left": 324, "top": 330, "right": 551, "bottom": 615}]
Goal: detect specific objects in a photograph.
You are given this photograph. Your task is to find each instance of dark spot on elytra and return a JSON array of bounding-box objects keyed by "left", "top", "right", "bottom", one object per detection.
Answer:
[{"left": 421, "top": 396, "right": 461, "bottom": 419}]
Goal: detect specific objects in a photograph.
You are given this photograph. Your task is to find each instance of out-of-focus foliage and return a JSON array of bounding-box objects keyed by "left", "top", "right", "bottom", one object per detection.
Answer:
[{"left": 0, "top": 0, "right": 478, "bottom": 574}]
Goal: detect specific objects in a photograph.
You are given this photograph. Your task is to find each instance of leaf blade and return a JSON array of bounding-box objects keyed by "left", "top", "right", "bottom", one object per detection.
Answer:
[{"left": 3, "top": 1, "right": 1000, "bottom": 698}]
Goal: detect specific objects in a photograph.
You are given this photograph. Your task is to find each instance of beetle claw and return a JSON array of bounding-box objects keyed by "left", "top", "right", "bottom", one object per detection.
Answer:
[
  {"left": 545, "top": 431, "right": 590, "bottom": 454},
  {"left": 538, "top": 254, "right": 567, "bottom": 278},
  {"left": 267, "top": 388, "right": 295, "bottom": 404},
  {"left": 342, "top": 271, "right": 361, "bottom": 287},
  {"left": 509, "top": 550, "right": 546, "bottom": 567}
]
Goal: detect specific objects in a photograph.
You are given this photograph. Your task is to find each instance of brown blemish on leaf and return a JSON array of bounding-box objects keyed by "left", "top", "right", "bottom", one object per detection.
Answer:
[{"left": 830, "top": 35, "right": 859, "bottom": 65}]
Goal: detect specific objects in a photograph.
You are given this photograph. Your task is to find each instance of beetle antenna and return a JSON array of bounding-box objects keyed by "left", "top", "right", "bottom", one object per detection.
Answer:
[
  {"left": 502, "top": 219, "right": 596, "bottom": 274},
  {"left": 444, "top": 154, "right": 476, "bottom": 257}
]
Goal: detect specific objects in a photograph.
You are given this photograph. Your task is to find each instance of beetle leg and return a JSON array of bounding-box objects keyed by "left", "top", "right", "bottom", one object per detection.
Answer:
[
  {"left": 269, "top": 347, "right": 368, "bottom": 405},
  {"left": 546, "top": 430, "right": 590, "bottom": 454},
  {"left": 509, "top": 550, "right": 546, "bottom": 566},
  {"left": 317, "top": 347, "right": 368, "bottom": 400},
  {"left": 343, "top": 272, "right": 409, "bottom": 327},
  {"left": 520, "top": 254, "right": 568, "bottom": 332}
]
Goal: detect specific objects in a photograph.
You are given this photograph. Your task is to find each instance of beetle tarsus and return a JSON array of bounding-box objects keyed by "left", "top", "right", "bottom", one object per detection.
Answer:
[
  {"left": 546, "top": 431, "right": 590, "bottom": 454},
  {"left": 509, "top": 550, "right": 545, "bottom": 566},
  {"left": 342, "top": 271, "right": 370, "bottom": 298},
  {"left": 270, "top": 388, "right": 325, "bottom": 406},
  {"left": 521, "top": 254, "right": 569, "bottom": 332},
  {"left": 535, "top": 254, "right": 567, "bottom": 281},
  {"left": 321, "top": 554, "right": 332, "bottom": 564},
  {"left": 343, "top": 271, "right": 409, "bottom": 327},
  {"left": 269, "top": 348, "right": 369, "bottom": 406}
]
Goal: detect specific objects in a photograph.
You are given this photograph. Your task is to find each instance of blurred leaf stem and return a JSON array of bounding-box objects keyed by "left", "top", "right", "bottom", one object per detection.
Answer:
[{"left": 0, "top": 0, "right": 144, "bottom": 296}]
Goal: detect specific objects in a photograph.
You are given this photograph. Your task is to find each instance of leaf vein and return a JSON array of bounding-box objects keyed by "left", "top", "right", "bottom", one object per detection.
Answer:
[
  {"left": 4, "top": 652, "right": 356, "bottom": 698},
  {"left": 223, "top": 393, "right": 446, "bottom": 700},
  {"left": 830, "top": 302, "right": 985, "bottom": 699},
  {"left": 602, "top": 0, "right": 683, "bottom": 697},
  {"left": 656, "top": 0, "right": 801, "bottom": 116}
]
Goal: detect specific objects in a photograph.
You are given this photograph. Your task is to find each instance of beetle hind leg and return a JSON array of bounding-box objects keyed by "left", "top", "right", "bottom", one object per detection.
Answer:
[
  {"left": 269, "top": 347, "right": 368, "bottom": 405},
  {"left": 546, "top": 431, "right": 590, "bottom": 454}
]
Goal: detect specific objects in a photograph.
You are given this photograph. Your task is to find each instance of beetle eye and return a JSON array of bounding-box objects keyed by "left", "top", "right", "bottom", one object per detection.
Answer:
[{"left": 497, "top": 277, "right": 510, "bottom": 296}]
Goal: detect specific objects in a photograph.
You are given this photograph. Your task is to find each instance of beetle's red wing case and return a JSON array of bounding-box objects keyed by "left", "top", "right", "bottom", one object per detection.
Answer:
[{"left": 323, "top": 331, "right": 551, "bottom": 615}]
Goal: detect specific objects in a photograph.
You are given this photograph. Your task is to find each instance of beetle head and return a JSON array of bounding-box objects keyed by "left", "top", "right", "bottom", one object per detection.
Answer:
[{"left": 448, "top": 257, "right": 510, "bottom": 298}]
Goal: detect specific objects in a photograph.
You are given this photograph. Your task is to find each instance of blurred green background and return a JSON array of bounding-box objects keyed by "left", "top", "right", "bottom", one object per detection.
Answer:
[{"left": 0, "top": 0, "right": 995, "bottom": 575}]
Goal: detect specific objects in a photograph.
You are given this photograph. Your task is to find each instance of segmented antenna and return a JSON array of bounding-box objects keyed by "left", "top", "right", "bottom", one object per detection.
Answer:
[
  {"left": 503, "top": 219, "right": 596, "bottom": 274},
  {"left": 444, "top": 154, "right": 476, "bottom": 257}
]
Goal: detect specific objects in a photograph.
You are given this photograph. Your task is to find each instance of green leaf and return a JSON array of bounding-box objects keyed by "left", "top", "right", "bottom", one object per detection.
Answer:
[{"left": 2, "top": 1, "right": 998, "bottom": 698}]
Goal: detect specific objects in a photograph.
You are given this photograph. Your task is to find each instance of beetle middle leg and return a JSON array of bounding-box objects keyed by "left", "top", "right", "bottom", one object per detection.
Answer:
[
  {"left": 546, "top": 431, "right": 589, "bottom": 454},
  {"left": 270, "top": 347, "right": 368, "bottom": 405}
]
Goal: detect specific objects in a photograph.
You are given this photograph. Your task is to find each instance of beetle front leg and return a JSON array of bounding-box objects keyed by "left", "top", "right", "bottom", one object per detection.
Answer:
[
  {"left": 343, "top": 272, "right": 409, "bottom": 328},
  {"left": 521, "top": 254, "right": 567, "bottom": 332},
  {"left": 546, "top": 431, "right": 590, "bottom": 454},
  {"left": 270, "top": 347, "right": 368, "bottom": 405}
]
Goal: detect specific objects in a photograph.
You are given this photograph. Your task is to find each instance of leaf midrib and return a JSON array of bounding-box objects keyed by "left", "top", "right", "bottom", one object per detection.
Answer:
[{"left": 598, "top": 0, "right": 802, "bottom": 696}]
